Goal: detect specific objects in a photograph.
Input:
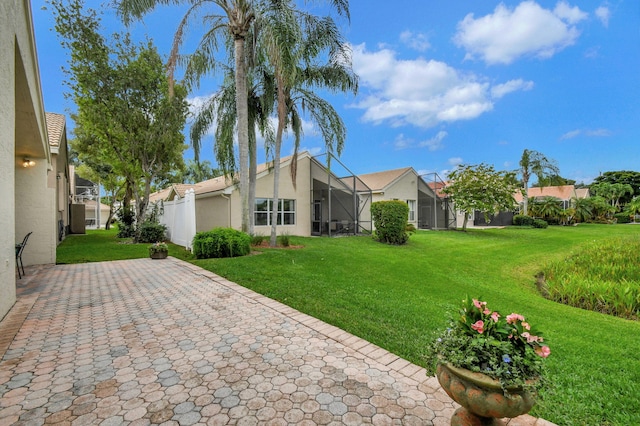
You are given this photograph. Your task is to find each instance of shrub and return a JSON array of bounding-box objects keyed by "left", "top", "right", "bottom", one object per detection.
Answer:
[
  {"left": 371, "top": 201, "right": 409, "bottom": 245},
  {"left": 192, "top": 228, "right": 251, "bottom": 259},
  {"left": 116, "top": 207, "right": 136, "bottom": 238},
  {"left": 513, "top": 214, "right": 535, "bottom": 226},
  {"left": 532, "top": 219, "right": 548, "bottom": 229},
  {"left": 614, "top": 213, "right": 631, "bottom": 224},
  {"left": 406, "top": 223, "right": 417, "bottom": 233},
  {"left": 251, "top": 234, "right": 266, "bottom": 246},
  {"left": 278, "top": 234, "right": 291, "bottom": 247},
  {"left": 138, "top": 221, "right": 167, "bottom": 243}
]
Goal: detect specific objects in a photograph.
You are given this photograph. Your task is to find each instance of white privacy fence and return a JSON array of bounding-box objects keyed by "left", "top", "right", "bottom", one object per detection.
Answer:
[{"left": 159, "top": 189, "right": 196, "bottom": 250}]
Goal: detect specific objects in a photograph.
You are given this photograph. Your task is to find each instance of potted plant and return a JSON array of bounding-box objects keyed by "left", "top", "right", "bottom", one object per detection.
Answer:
[
  {"left": 148, "top": 242, "right": 169, "bottom": 259},
  {"left": 425, "top": 296, "right": 550, "bottom": 425}
]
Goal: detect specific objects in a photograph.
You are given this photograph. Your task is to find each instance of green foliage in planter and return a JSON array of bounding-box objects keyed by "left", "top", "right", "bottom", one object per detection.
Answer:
[
  {"left": 192, "top": 228, "right": 251, "bottom": 259},
  {"left": 371, "top": 200, "right": 409, "bottom": 245},
  {"left": 513, "top": 214, "right": 535, "bottom": 226},
  {"left": 614, "top": 212, "right": 631, "bottom": 224},
  {"left": 138, "top": 221, "right": 167, "bottom": 243},
  {"left": 532, "top": 219, "right": 548, "bottom": 229}
]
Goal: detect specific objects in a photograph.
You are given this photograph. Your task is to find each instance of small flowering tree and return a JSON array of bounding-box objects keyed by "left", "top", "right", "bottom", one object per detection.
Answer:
[{"left": 443, "top": 164, "right": 522, "bottom": 231}]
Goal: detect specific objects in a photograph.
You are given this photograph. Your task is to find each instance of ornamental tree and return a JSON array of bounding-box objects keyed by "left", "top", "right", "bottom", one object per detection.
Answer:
[
  {"left": 443, "top": 164, "right": 522, "bottom": 231},
  {"left": 52, "top": 0, "right": 188, "bottom": 240}
]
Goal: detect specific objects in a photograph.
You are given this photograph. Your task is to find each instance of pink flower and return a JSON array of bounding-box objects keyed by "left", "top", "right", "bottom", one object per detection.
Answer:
[
  {"left": 522, "top": 322, "right": 531, "bottom": 330},
  {"left": 535, "top": 345, "right": 551, "bottom": 358},
  {"left": 471, "top": 320, "right": 485, "bottom": 334},
  {"left": 506, "top": 313, "right": 525, "bottom": 324},
  {"left": 473, "top": 299, "right": 485, "bottom": 310},
  {"left": 483, "top": 308, "right": 491, "bottom": 315},
  {"left": 521, "top": 332, "right": 540, "bottom": 343},
  {"left": 491, "top": 312, "right": 500, "bottom": 323}
]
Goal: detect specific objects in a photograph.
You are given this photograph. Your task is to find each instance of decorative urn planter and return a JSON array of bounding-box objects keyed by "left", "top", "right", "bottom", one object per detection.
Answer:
[
  {"left": 150, "top": 251, "right": 168, "bottom": 259},
  {"left": 436, "top": 363, "right": 536, "bottom": 426}
]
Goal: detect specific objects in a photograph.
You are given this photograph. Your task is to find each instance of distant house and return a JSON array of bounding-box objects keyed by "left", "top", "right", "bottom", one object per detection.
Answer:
[
  {"left": 151, "top": 152, "right": 373, "bottom": 248},
  {"left": 46, "top": 112, "right": 71, "bottom": 241},
  {"left": 69, "top": 166, "right": 110, "bottom": 229},
  {"left": 2, "top": 1, "right": 70, "bottom": 320},
  {"left": 514, "top": 185, "right": 590, "bottom": 210},
  {"left": 357, "top": 168, "right": 453, "bottom": 230}
]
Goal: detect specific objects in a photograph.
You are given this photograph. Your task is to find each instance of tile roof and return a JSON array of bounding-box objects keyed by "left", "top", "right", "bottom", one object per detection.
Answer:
[
  {"left": 357, "top": 167, "right": 413, "bottom": 192},
  {"left": 514, "top": 185, "right": 577, "bottom": 202},
  {"left": 45, "top": 112, "right": 65, "bottom": 147}
]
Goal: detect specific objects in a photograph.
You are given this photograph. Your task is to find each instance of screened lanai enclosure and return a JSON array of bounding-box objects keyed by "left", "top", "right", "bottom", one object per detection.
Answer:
[
  {"left": 418, "top": 173, "right": 456, "bottom": 230},
  {"left": 310, "top": 153, "right": 372, "bottom": 236}
]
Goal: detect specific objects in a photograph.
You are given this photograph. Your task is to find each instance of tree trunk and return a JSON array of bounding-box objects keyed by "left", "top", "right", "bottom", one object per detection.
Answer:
[
  {"left": 235, "top": 37, "right": 250, "bottom": 234},
  {"left": 249, "top": 133, "right": 256, "bottom": 236},
  {"left": 270, "top": 78, "right": 287, "bottom": 247}
]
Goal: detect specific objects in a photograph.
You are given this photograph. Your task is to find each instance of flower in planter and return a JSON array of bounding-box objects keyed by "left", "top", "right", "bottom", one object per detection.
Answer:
[
  {"left": 425, "top": 296, "right": 550, "bottom": 392},
  {"left": 148, "top": 242, "right": 169, "bottom": 256}
]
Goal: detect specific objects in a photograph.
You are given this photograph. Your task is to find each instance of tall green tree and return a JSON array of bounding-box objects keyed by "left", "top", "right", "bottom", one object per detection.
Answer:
[
  {"left": 443, "top": 164, "right": 521, "bottom": 231},
  {"left": 518, "top": 149, "right": 560, "bottom": 215},
  {"left": 625, "top": 196, "right": 640, "bottom": 223},
  {"left": 118, "top": 0, "right": 257, "bottom": 233},
  {"left": 590, "top": 182, "right": 634, "bottom": 210},
  {"left": 592, "top": 170, "right": 640, "bottom": 204},
  {"left": 53, "top": 0, "right": 188, "bottom": 239},
  {"left": 259, "top": 0, "right": 357, "bottom": 246}
]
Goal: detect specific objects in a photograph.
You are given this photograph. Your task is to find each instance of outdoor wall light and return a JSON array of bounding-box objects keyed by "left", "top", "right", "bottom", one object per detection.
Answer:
[{"left": 23, "top": 158, "right": 36, "bottom": 168}]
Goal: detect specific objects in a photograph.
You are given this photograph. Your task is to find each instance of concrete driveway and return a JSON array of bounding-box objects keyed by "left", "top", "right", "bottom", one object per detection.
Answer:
[{"left": 0, "top": 258, "right": 551, "bottom": 425}]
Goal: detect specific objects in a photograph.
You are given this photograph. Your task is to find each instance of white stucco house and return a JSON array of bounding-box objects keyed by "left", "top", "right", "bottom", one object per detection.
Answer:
[{"left": 1, "top": 0, "right": 70, "bottom": 321}]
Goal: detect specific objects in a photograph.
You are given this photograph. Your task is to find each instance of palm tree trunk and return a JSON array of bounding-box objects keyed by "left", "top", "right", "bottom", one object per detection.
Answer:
[
  {"left": 235, "top": 37, "right": 250, "bottom": 233},
  {"left": 270, "top": 81, "right": 287, "bottom": 247}
]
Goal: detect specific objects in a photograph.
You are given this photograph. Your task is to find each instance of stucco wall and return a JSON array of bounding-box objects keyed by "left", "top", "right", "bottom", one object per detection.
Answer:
[
  {"left": 1, "top": 0, "right": 53, "bottom": 320},
  {"left": 195, "top": 195, "right": 231, "bottom": 232},
  {"left": 252, "top": 156, "right": 312, "bottom": 237},
  {"left": 0, "top": 0, "right": 17, "bottom": 320},
  {"left": 385, "top": 172, "right": 419, "bottom": 226},
  {"left": 15, "top": 163, "right": 57, "bottom": 266}
]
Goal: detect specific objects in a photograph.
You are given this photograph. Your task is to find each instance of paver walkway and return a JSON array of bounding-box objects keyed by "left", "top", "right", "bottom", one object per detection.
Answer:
[{"left": 0, "top": 258, "right": 554, "bottom": 425}]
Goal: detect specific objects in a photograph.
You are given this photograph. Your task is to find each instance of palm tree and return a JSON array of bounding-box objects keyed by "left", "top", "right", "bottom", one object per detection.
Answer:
[
  {"left": 536, "top": 196, "right": 562, "bottom": 222},
  {"left": 572, "top": 197, "right": 594, "bottom": 223},
  {"left": 519, "top": 149, "right": 560, "bottom": 215},
  {"left": 625, "top": 196, "right": 640, "bottom": 223},
  {"left": 258, "top": 0, "right": 357, "bottom": 246},
  {"left": 189, "top": 63, "right": 276, "bottom": 234},
  {"left": 117, "top": 0, "right": 256, "bottom": 232}
]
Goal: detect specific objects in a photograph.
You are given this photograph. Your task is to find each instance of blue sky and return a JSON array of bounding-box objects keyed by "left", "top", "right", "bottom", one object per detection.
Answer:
[{"left": 32, "top": 0, "right": 639, "bottom": 183}]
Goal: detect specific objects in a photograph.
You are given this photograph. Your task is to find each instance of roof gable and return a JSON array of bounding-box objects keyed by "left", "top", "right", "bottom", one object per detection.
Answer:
[
  {"left": 45, "top": 112, "right": 65, "bottom": 148},
  {"left": 357, "top": 167, "right": 414, "bottom": 192}
]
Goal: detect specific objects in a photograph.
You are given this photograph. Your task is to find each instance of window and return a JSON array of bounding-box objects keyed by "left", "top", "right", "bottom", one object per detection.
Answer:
[
  {"left": 254, "top": 198, "right": 296, "bottom": 226},
  {"left": 407, "top": 200, "right": 416, "bottom": 221}
]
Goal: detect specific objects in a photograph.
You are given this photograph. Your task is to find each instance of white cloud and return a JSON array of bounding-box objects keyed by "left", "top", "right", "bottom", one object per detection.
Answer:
[
  {"left": 449, "top": 157, "right": 463, "bottom": 166},
  {"left": 393, "top": 133, "right": 413, "bottom": 150},
  {"left": 400, "top": 30, "right": 431, "bottom": 52},
  {"left": 491, "top": 79, "right": 534, "bottom": 99},
  {"left": 393, "top": 131, "right": 447, "bottom": 151},
  {"left": 560, "top": 128, "right": 612, "bottom": 140},
  {"left": 554, "top": 1, "right": 588, "bottom": 24},
  {"left": 454, "top": 1, "right": 588, "bottom": 65},
  {"left": 419, "top": 131, "right": 448, "bottom": 151},
  {"left": 595, "top": 5, "right": 611, "bottom": 27},
  {"left": 350, "top": 44, "right": 529, "bottom": 129}
]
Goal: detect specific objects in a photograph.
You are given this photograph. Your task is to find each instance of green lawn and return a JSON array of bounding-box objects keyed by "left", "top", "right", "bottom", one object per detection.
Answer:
[{"left": 57, "top": 225, "right": 640, "bottom": 425}]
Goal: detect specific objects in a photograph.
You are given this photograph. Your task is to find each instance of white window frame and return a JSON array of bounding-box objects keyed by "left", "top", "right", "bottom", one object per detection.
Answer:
[
  {"left": 254, "top": 198, "right": 296, "bottom": 226},
  {"left": 407, "top": 200, "right": 416, "bottom": 221}
]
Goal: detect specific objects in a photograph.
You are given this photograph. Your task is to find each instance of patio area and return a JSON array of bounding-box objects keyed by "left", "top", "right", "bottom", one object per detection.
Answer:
[{"left": 0, "top": 258, "right": 553, "bottom": 425}]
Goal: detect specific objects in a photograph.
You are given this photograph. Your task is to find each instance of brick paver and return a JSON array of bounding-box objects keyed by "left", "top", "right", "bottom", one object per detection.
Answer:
[{"left": 0, "top": 259, "right": 554, "bottom": 425}]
